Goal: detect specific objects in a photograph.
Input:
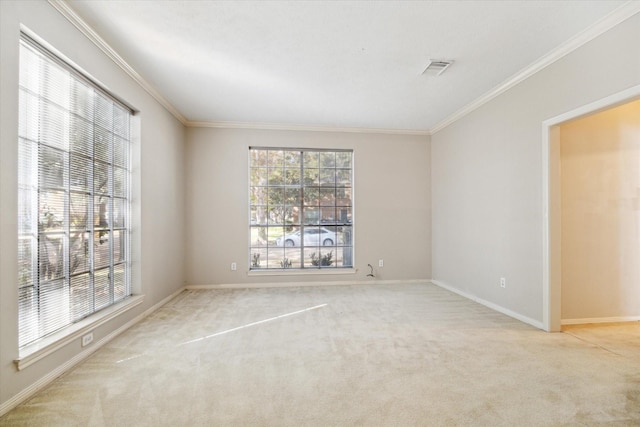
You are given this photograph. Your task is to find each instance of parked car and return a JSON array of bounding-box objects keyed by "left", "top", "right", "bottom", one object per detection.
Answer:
[{"left": 276, "top": 227, "right": 336, "bottom": 247}]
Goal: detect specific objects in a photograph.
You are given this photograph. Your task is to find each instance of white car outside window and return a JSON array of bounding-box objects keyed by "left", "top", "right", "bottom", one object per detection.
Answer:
[{"left": 276, "top": 228, "right": 336, "bottom": 247}]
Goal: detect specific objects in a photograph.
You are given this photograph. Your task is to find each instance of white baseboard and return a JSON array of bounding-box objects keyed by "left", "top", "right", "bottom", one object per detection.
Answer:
[
  {"left": 561, "top": 316, "right": 640, "bottom": 325},
  {"left": 16, "top": 295, "right": 145, "bottom": 371},
  {"left": 186, "top": 279, "right": 429, "bottom": 290},
  {"left": 139, "top": 287, "right": 186, "bottom": 317},
  {"left": 0, "top": 287, "right": 186, "bottom": 418},
  {"left": 430, "top": 280, "right": 544, "bottom": 330}
]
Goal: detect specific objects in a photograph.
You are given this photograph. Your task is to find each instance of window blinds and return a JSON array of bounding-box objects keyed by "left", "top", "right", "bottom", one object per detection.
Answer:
[{"left": 18, "top": 35, "right": 132, "bottom": 348}]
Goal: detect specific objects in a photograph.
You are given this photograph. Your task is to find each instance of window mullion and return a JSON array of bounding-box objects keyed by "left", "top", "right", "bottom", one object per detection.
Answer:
[
  {"left": 299, "top": 151, "right": 305, "bottom": 264},
  {"left": 35, "top": 60, "right": 45, "bottom": 337},
  {"left": 89, "top": 94, "right": 97, "bottom": 315},
  {"left": 63, "top": 108, "right": 71, "bottom": 304},
  {"left": 108, "top": 107, "right": 115, "bottom": 305},
  {"left": 249, "top": 147, "right": 352, "bottom": 271}
]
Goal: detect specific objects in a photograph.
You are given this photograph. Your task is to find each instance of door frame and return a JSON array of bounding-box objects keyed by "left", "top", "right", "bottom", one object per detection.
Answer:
[{"left": 541, "top": 84, "right": 640, "bottom": 331}]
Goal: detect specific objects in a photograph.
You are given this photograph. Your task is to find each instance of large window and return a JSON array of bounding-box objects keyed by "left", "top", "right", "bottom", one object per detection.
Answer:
[
  {"left": 249, "top": 148, "right": 353, "bottom": 270},
  {"left": 18, "top": 35, "right": 132, "bottom": 348}
]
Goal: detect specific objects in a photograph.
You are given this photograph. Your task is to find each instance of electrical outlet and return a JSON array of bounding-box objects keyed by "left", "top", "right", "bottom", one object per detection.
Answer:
[
  {"left": 82, "top": 332, "right": 93, "bottom": 347},
  {"left": 378, "top": 259, "right": 384, "bottom": 268},
  {"left": 500, "top": 277, "right": 506, "bottom": 288},
  {"left": 231, "top": 262, "right": 237, "bottom": 271}
]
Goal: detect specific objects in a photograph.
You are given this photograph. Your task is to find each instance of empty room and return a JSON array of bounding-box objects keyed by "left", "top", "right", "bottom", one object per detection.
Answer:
[{"left": 1, "top": 1, "right": 639, "bottom": 425}]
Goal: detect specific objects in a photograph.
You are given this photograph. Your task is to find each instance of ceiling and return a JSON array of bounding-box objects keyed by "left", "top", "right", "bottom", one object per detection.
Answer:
[{"left": 63, "top": 0, "right": 632, "bottom": 134}]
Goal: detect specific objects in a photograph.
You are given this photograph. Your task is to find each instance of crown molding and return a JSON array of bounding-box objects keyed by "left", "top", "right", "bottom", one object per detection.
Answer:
[
  {"left": 48, "top": 0, "right": 187, "bottom": 125},
  {"left": 48, "top": 0, "right": 428, "bottom": 136},
  {"left": 185, "top": 120, "right": 431, "bottom": 136},
  {"left": 46, "top": 0, "right": 429, "bottom": 136},
  {"left": 430, "top": 1, "right": 640, "bottom": 134},
  {"left": 49, "top": 0, "right": 638, "bottom": 137}
]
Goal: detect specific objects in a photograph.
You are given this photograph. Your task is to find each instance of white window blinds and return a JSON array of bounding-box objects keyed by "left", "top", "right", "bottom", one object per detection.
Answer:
[{"left": 18, "top": 35, "right": 132, "bottom": 348}]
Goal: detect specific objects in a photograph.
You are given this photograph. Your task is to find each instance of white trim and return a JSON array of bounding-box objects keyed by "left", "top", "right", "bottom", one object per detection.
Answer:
[
  {"left": 185, "top": 120, "right": 431, "bottom": 136},
  {"left": 541, "top": 124, "right": 550, "bottom": 331},
  {"left": 562, "top": 316, "right": 640, "bottom": 326},
  {"left": 134, "top": 286, "right": 185, "bottom": 319},
  {"left": 430, "top": 2, "right": 640, "bottom": 134},
  {"left": 2, "top": 315, "right": 134, "bottom": 417},
  {"left": 47, "top": 0, "right": 187, "bottom": 125},
  {"left": 187, "top": 279, "right": 428, "bottom": 290},
  {"left": 19, "top": 25, "right": 135, "bottom": 112},
  {"left": 15, "top": 295, "right": 145, "bottom": 371},
  {"left": 48, "top": 1, "right": 639, "bottom": 138},
  {"left": 247, "top": 268, "right": 357, "bottom": 277},
  {"left": 48, "top": 1, "right": 430, "bottom": 137},
  {"left": 541, "top": 84, "right": 640, "bottom": 332},
  {"left": 430, "top": 280, "right": 544, "bottom": 330},
  {"left": 3, "top": 340, "right": 92, "bottom": 417},
  {"left": 542, "top": 85, "right": 640, "bottom": 128},
  {"left": 1, "top": 287, "right": 185, "bottom": 418}
]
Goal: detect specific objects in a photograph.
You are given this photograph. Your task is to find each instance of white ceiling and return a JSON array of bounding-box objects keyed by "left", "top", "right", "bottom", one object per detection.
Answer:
[{"left": 64, "top": 0, "right": 631, "bottom": 133}]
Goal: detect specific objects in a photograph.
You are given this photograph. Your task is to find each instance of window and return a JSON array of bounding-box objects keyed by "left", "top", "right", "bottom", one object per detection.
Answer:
[
  {"left": 249, "top": 148, "right": 353, "bottom": 269},
  {"left": 18, "top": 35, "right": 132, "bottom": 348}
]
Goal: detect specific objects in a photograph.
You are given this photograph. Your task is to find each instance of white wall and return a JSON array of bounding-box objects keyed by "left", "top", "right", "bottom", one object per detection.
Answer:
[
  {"left": 0, "top": 1, "right": 185, "bottom": 411},
  {"left": 431, "top": 13, "right": 640, "bottom": 326},
  {"left": 560, "top": 100, "right": 640, "bottom": 321},
  {"left": 185, "top": 127, "right": 431, "bottom": 285}
]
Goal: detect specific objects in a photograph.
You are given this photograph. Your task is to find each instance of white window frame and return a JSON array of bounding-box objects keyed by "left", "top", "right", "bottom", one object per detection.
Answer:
[
  {"left": 249, "top": 147, "right": 354, "bottom": 271},
  {"left": 16, "top": 33, "right": 137, "bottom": 365}
]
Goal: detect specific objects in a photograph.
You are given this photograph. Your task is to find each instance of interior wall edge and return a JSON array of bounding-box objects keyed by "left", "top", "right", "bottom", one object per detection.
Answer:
[
  {"left": 186, "top": 279, "right": 431, "bottom": 290},
  {"left": 430, "top": 280, "right": 545, "bottom": 330},
  {"left": 46, "top": 0, "right": 187, "bottom": 124},
  {"left": 184, "top": 120, "right": 431, "bottom": 136}
]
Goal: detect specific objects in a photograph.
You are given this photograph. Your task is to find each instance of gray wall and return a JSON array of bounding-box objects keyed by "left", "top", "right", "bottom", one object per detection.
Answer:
[
  {"left": 431, "top": 12, "right": 640, "bottom": 326},
  {"left": 0, "top": 1, "right": 186, "bottom": 410},
  {"left": 185, "top": 127, "right": 431, "bottom": 285}
]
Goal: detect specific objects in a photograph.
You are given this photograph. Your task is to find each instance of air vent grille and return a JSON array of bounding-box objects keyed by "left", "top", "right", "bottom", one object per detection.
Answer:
[{"left": 422, "top": 59, "right": 453, "bottom": 76}]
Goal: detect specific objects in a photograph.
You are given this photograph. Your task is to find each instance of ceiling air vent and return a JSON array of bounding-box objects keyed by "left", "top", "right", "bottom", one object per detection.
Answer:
[{"left": 422, "top": 59, "right": 453, "bottom": 76}]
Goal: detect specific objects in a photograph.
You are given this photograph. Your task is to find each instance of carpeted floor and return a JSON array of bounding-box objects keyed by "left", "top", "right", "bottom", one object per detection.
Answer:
[{"left": 1, "top": 283, "right": 639, "bottom": 426}]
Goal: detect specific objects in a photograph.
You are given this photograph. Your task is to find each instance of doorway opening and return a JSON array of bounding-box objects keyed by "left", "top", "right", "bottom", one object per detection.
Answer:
[{"left": 542, "top": 85, "right": 640, "bottom": 331}]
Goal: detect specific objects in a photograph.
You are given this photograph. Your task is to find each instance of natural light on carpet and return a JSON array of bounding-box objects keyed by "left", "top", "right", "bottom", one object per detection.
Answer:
[
  {"left": 116, "top": 303, "right": 328, "bottom": 363},
  {"left": 179, "top": 303, "right": 328, "bottom": 346}
]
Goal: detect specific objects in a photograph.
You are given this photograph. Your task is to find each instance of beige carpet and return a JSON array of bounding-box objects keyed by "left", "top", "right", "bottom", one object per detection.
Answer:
[{"left": 1, "top": 283, "right": 639, "bottom": 426}]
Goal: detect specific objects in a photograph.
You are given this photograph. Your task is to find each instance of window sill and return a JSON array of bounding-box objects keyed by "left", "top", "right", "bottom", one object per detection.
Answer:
[
  {"left": 15, "top": 294, "right": 144, "bottom": 371},
  {"left": 247, "top": 268, "right": 356, "bottom": 277}
]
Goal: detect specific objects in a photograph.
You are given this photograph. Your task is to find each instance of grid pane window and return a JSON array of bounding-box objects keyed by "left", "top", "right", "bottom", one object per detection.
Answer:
[
  {"left": 18, "top": 36, "right": 132, "bottom": 348},
  {"left": 249, "top": 148, "right": 353, "bottom": 269}
]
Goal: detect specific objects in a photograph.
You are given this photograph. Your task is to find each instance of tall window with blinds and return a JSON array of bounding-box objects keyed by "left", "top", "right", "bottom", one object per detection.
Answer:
[
  {"left": 18, "top": 36, "right": 132, "bottom": 348},
  {"left": 249, "top": 148, "right": 353, "bottom": 270}
]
